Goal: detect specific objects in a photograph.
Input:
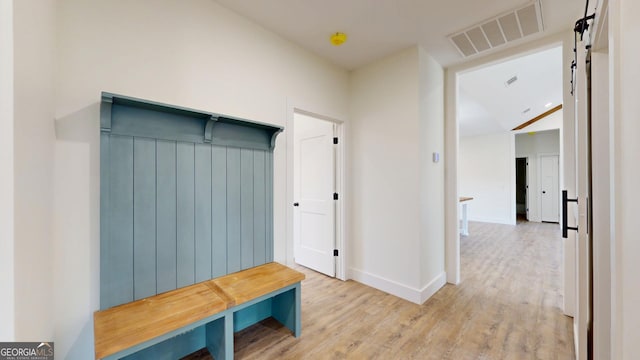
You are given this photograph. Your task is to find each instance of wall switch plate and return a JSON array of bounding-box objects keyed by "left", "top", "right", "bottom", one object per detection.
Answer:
[{"left": 433, "top": 152, "right": 440, "bottom": 163}]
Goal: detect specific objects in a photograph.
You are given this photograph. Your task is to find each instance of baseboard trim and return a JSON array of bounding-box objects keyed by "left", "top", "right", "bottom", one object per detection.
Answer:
[
  {"left": 419, "top": 271, "right": 447, "bottom": 304},
  {"left": 349, "top": 268, "right": 446, "bottom": 305},
  {"left": 468, "top": 217, "right": 514, "bottom": 225}
]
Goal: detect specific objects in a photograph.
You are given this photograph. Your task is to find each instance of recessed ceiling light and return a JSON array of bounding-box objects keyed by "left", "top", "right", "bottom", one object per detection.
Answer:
[{"left": 545, "top": 102, "right": 553, "bottom": 108}]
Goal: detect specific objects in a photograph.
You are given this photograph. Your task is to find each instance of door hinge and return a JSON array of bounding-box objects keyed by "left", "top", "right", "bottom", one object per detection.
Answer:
[
  {"left": 333, "top": 193, "right": 339, "bottom": 200},
  {"left": 333, "top": 249, "right": 339, "bottom": 256},
  {"left": 333, "top": 137, "right": 339, "bottom": 144}
]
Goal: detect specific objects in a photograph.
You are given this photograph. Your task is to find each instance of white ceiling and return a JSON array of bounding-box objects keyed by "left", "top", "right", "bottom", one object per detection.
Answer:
[
  {"left": 213, "top": 1, "right": 575, "bottom": 137},
  {"left": 458, "top": 45, "right": 563, "bottom": 137},
  {"left": 214, "top": 0, "right": 582, "bottom": 69}
]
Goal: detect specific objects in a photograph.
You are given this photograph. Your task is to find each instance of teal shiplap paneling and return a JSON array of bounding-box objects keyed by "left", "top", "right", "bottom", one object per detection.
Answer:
[
  {"left": 211, "top": 146, "right": 228, "bottom": 278},
  {"left": 176, "top": 142, "right": 196, "bottom": 288},
  {"left": 266, "top": 152, "right": 274, "bottom": 260},
  {"left": 253, "top": 151, "right": 267, "bottom": 265},
  {"left": 105, "top": 135, "right": 134, "bottom": 308},
  {"left": 100, "top": 93, "right": 281, "bottom": 309},
  {"left": 240, "top": 149, "right": 254, "bottom": 270},
  {"left": 100, "top": 133, "right": 110, "bottom": 307},
  {"left": 195, "top": 144, "right": 213, "bottom": 283},
  {"left": 156, "top": 140, "right": 177, "bottom": 293},
  {"left": 133, "top": 137, "right": 157, "bottom": 300},
  {"left": 226, "top": 148, "right": 242, "bottom": 274}
]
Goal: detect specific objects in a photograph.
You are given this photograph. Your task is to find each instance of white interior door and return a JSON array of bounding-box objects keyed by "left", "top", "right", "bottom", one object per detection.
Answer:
[
  {"left": 293, "top": 113, "right": 335, "bottom": 277},
  {"left": 540, "top": 155, "right": 560, "bottom": 222}
]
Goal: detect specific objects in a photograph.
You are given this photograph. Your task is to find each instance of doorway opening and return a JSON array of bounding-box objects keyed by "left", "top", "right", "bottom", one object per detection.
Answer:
[
  {"left": 449, "top": 42, "right": 568, "bottom": 299},
  {"left": 515, "top": 157, "right": 528, "bottom": 223}
]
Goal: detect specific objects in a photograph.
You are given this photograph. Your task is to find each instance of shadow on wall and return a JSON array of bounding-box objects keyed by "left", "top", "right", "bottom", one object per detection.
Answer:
[{"left": 53, "top": 102, "right": 100, "bottom": 359}]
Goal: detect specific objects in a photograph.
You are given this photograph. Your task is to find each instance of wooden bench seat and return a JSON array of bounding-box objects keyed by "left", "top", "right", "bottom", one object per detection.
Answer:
[
  {"left": 209, "top": 262, "right": 305, "bottom": 307},
  {"left": 93, "top": 262, "right": 305, "bottom": 360},
  {"left": 94, "top": 282, "right": 228, "bottom": 359}
]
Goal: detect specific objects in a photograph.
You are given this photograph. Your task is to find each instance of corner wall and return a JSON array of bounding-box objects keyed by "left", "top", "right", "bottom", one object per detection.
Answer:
[
  {"left": 349, "top": 47, "right": 422, "bottom": 298},
  {"left": 418, "top": 49, "right": 446, "bottom": 300},
  {"left": 348, "top": 46, "right": 445, "bottom": 304}
]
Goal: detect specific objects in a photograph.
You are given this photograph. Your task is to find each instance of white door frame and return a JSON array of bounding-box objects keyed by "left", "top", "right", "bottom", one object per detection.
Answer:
[
  {"left": 286, "top": 100, "right": 346, "bottom": 280},
  {"left": 444, "top": 33, "right": 574, "bottom": 316}
]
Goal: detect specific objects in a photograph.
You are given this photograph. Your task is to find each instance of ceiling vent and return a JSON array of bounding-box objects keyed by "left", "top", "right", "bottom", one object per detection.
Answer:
[{"left": 449, "top": 1, "right": 544, "bottom": 58}]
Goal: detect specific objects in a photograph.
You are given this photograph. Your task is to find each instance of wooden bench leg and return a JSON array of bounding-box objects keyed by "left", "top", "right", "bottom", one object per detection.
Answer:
[
  {"left": 272, "top": 282, "right": 302, "bottom": 337},
  {"left": 206, "top": 312, "right": 233, "bottom": 360}
]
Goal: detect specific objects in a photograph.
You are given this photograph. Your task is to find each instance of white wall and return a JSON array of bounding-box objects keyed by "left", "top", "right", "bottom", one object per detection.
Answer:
[
  {"left": 348, "top": 46, "right": 445, "bottom": 304},
  {"left": 13, "top": 0, "right": 56, "bottom": 342},
  {"left": 418, "top": 48, "right": 446, "bottom": 301},
  {"left": 349, "top": 47, "right": 422, "bottom": 298},
  {"left": 459, "top": 133, "right": 515, "bottom": 224},
  {"left": 611, "top": 0, "right": 640, "bottom": 358},
  {"left": 515, "top": 129, "right": 561, "bottom": 222},
  {"left": 458, "top": 116, "right": 561, "bottom": 226},
  {"left": 0, "top": 0, "right": 15, "bottom": 341},
  {"left": 53, "top": 0, "right": 349, "bottom": 358}
]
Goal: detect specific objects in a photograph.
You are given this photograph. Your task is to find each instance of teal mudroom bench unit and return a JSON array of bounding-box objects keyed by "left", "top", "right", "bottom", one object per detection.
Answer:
[
  {"left": 94, "top": 262, "right": 304, "bottom": 360},
  {"left": 95, "top": 93, "right": 302, "bottom": 359}
]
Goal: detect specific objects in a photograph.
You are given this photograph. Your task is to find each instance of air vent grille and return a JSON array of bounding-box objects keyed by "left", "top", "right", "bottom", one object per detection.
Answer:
[{"left": 449, "top": 1, "right": 544, "bottom": 58}]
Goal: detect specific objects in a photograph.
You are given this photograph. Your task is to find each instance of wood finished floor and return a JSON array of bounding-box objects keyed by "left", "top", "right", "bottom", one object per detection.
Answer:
[{"left": 184, "top": 221, "right": 575, "bottom": 359}]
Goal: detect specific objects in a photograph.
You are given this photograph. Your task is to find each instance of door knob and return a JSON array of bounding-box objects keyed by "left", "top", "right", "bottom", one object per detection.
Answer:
[
  {"left": 293, "top": 202, "right": 299, "bottom": 207},
  {"left": 542, "top": 191, "right": 546, "bottom": 194}
]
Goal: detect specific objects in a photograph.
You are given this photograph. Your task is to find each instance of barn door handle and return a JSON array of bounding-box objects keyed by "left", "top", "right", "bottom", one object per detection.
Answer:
[{"left": 562, "top": 190, "right": 578, "bottom": 238}]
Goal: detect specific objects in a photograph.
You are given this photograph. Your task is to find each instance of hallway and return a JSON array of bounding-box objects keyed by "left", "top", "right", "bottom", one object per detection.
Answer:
[{"left": 188, "top": 221, "right": 575, "bottom": 359}]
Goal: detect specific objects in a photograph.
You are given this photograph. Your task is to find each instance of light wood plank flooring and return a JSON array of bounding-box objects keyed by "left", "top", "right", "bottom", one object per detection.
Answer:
[{"left": 185, "top": 221, "right": 575, "bottom": 359}]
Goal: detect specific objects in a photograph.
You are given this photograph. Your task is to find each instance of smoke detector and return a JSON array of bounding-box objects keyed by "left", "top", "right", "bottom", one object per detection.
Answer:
[{"left": 330, "top": 32, "right": 348, "bottom": 46}]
